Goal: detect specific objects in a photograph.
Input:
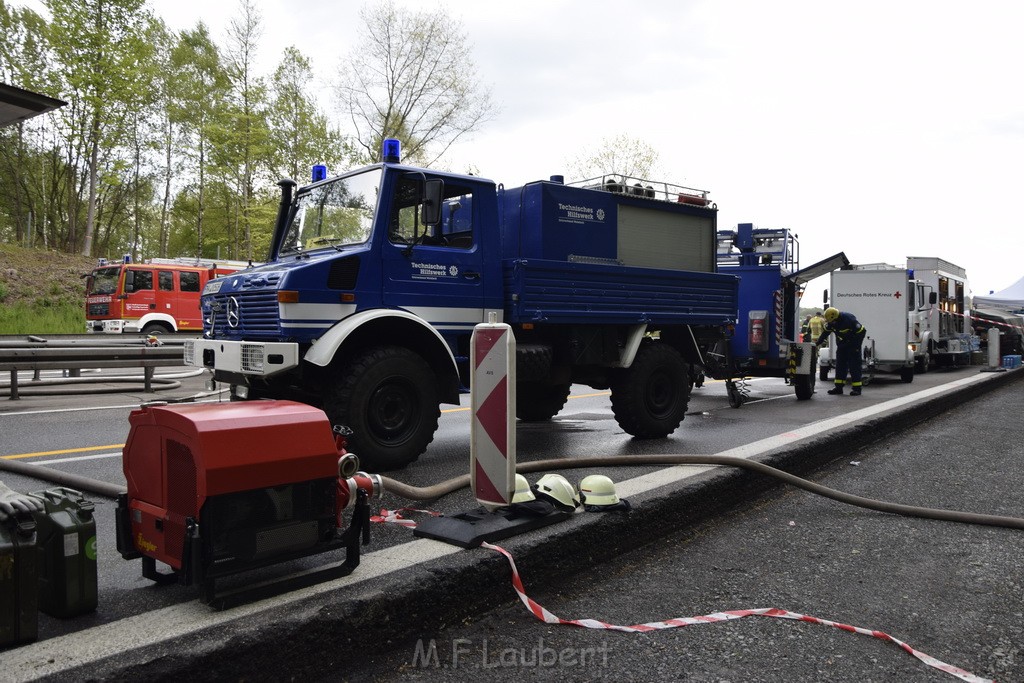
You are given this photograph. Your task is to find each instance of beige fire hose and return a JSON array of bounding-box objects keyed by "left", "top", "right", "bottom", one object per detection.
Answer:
[
  {"left": 381, "top": 454, "right": 1024, "bottom": 531},
  {"left": 3, "top": 453, "right": 1022, "bottom": 531}
]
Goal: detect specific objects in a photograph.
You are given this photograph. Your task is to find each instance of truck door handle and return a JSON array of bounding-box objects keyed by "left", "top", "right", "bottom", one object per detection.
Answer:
[{"left": 463, "top": 271, "right": 481, "bottom": 280}]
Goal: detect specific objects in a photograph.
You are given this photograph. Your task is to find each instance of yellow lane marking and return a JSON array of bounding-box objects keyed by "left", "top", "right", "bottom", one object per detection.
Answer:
[
  {"left": 2, "top": 444, "right": 124, "bottom": 460},
  {"left": 7, "top": 390, "right": 622, "bottom": 456}
]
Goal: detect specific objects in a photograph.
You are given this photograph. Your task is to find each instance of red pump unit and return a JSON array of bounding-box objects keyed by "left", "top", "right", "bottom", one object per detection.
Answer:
[{"left": 116, "top": 400, "right": 377, "bottom": 608}]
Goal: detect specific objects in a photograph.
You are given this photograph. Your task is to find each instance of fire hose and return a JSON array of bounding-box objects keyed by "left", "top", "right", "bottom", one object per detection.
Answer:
[
  {"left": 3, "top": 453, "right": 1023, "bottom": 531},
  {"left": 379, "top": 455, "right": 1024, "bottom": 531}
]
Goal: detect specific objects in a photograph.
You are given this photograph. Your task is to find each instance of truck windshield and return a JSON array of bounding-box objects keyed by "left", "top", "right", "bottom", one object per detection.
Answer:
[
  {"left": 89, "top": 267, "right": 121, "bottom": 295},
  {"left": 280, "top": 168, "right": 382, "bottom": 255}
]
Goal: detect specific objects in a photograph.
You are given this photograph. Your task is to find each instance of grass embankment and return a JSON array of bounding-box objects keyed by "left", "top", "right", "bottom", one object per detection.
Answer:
[{"left": 0, "top": 243, "right": 94, "bottom": 334}]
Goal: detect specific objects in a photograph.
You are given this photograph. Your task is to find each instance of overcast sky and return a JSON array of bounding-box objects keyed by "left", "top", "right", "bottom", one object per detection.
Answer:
[{"left": 16, "top": 0, "right": 1024, "bottom": 301}]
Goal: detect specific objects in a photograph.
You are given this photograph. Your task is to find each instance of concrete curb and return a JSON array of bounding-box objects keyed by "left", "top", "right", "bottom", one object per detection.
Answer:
[{"left": 34, "top": 368, "right": 1024, "bottom": 682}]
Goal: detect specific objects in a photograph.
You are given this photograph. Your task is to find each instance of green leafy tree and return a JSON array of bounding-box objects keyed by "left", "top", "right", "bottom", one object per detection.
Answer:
[
  {"left": 169, "top": 23, "right": 231, "bottom": 260},
  {"left": 214, "top": 0, "right": 272, "bottom": 261},
  {"left": 44, "top": 0, "right": 154, "bottom": 257},
  {"left": 335, "top": 0, "right": 497, "bottom": 165},
  {"left": 0, "top": 2, "right": 65, "bottom": 249},
  {"left": 268, "top": 46, "right": 352, "bottom": 182}
]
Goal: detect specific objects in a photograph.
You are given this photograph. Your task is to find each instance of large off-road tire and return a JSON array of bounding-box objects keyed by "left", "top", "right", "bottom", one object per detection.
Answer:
[
  {"left": 516, "top": 381, "right": 571, "bottom": 421},
  {"left": 609, "top": 342, "right": 690, "bottom": 438},
  {"left": 900, "top": 367, "right": 915, "bottom": 383},
  {"left": 794, "top": 372, "right": 816, "bottom": 400},
  {"left": 516, "top": 344, "right": 553, "bottom": 382},
  {"left": 324, "top": 346, "right": 439, "bottom": 471}
]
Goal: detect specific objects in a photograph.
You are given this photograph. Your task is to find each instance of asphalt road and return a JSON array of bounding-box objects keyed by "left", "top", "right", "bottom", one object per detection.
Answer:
[
  {"left": 1, "top": 364, "right": 1021, "bottom": 681},
  {"left": 340, "top": 379, "right": 1024, "bottom": 682}
]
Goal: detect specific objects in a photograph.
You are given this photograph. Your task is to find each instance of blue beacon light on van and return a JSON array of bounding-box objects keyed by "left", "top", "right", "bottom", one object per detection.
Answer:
[{"left": 311, "top": 164, "right": 327, "bottom": 182}]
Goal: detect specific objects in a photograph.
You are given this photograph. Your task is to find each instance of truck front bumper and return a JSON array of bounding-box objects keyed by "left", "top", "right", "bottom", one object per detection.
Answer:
[
  {"left": 86, "top": 319, "right": 140, "bottom": 334},
  {"left": 184, "top": 339, "right": 300, "bottom": 377}
]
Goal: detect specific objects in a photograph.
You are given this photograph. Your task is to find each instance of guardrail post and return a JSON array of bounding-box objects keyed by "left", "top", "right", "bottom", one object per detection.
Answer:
[
  {"left": 144, "top": 366, "right": 154, "bottom": 392},
  {"left": 9, "top": 369, "right": 19, "bottom": 400}
]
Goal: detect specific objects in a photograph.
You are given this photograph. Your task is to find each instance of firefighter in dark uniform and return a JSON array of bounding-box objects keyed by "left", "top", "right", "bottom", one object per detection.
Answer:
[{"left": 816, "top": 307, "right": 867, "bottom": 395}]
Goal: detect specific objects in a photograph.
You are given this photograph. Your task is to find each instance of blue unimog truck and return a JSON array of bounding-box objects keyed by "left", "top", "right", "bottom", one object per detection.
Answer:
[{"left": 186, "top": 140, "right": 739, "bottom": 469}]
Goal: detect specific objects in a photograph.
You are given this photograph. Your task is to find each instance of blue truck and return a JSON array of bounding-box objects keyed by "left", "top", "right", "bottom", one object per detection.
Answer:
[
  {"left": 185, "top": 141, "right": 739, "bottom": 469},
  {"left": 700, "top": 223, "right": 848, "bottom": 406}
]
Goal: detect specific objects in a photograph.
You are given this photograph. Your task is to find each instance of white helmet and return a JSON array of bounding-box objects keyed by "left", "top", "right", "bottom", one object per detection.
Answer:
[
  {"left": 579, "top": 474, "right": 620, "bottom": 507},
  {"left": 511, "top": 474, "right": 535, "bottom": 503},
  {"left": 532, "top": 473, "right": 580, "bottom": 512}
]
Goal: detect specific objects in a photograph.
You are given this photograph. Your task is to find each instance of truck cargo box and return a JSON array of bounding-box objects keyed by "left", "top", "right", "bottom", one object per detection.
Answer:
[
  {"left": 503, "top": 258, "right": 738, "bottom": 325},
  {"left": 501, "top": 180, "right": 717, "bottom": 273}
]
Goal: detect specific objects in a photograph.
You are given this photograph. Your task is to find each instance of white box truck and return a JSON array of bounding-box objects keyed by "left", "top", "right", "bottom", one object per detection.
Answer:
[
  {"left": 906, "top": 257, "right": 973, "bottom": 366},
  {"left": 820, "top": 264, "right": 926, "bottom": 383}
]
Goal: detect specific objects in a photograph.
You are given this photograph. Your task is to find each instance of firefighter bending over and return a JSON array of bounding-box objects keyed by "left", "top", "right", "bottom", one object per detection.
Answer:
[{"left": 816, "top": 307, "right": 867, "bottom": 396}]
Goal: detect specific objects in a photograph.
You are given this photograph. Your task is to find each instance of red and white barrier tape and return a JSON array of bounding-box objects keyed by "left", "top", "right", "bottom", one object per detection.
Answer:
[
  {"left": 371, "top": 507, "right": 440, "bottom": 528},
  {"left": 371, "top": 511, "right": 992, "bottom": 682}
]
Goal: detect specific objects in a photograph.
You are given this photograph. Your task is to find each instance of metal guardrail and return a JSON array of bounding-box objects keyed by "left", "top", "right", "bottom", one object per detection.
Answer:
[{"left": 0, "top": 337, "right": 186, "bottom": 399}]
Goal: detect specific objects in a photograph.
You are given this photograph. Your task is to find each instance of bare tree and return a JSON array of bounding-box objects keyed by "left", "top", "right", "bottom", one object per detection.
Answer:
[
  {"left": 335, "top": 0, "right": 497, "bottom": 166},
  {"left": 567, "top": 133, "right": 661, "bottom": 181}
]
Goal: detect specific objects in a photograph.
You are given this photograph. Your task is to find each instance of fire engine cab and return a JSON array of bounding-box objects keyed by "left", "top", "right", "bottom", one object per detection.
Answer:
[{"left": 85, "top": 257, "right": 249, "bottom": 335}]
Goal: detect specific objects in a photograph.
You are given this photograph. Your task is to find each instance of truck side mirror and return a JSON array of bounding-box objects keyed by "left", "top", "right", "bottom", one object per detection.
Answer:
[
  {"left": 822, "top": 289, "right": 828, "bottom": 305},
  {"left": 422, "top": 179, "right": 443, "bottom": 227},
  {"left": 929, "top": 292, "right": 937, "bottom": 305},
  {"left": 124, "top": 270, "right": 135, "bottom": 293}
]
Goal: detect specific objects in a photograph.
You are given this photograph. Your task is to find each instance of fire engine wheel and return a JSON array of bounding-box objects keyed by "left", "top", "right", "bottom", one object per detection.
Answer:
[
  {"left": 609, "top": 342, "right": 689, "bottom": 438},
  {"left": 516, "top": 381, "right": 571, "bottom": 421},
  {"left": 142, "top": 322, "right": 171, "bottom": 335},
  {"left": 326, "top": 346, "right": 439, "bottom": 471}
]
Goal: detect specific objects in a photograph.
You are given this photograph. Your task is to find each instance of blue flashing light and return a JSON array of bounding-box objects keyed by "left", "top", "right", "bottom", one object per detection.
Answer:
[
  {"left": 123, "top": 254, "right": 132, "bottom": 264},
  {"left": 311, "top": 164, "right": 327, "bottom": 182},
  {"left": 907, "top": 269, "right": 915, "bottom": 279},
  {"left": 382, "top": 138, "right": 401, "bottom": 163}
]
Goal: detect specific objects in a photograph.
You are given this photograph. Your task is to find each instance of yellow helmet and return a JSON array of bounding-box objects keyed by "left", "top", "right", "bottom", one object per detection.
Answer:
[
  {"left": 533, "top": 473, "right": 580, "bottom": 512},
  {"left": 511, "top": 474, "right": 535, "bottom": 503},
  {"left": 579, "top": 475, "right": 620, "bottom": 507},
  {"left": 824, "top": 307, "right": 840, "bottom": 323}
]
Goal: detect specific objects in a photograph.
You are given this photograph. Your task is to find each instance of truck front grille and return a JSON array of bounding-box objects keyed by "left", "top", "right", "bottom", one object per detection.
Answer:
[{"left": 206, "top": 291, "right": 281, "bottom": 337}]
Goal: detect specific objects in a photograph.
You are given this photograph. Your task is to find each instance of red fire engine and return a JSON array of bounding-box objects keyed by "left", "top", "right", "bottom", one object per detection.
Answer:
[{"left": 85, "top": 257, "right": 249, "bottom": 334}]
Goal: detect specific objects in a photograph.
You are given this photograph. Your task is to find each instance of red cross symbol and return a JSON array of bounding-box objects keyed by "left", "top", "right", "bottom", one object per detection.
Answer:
[{"left": 893, "top": 290, "right": 902, "bottom": 299}]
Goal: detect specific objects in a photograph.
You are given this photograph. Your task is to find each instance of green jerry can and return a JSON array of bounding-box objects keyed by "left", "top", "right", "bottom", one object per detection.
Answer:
[
  {"left": 30, "top": 487, "right": 98, "bottom": 618},
  {"left": 0, "top": 512, "right": 39, "bottom": 646}
]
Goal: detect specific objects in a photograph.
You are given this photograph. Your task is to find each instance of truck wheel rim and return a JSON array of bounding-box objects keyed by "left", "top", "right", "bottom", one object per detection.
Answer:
[
  {"left": 644, "top": 370, "right": 676, "bottom": 418},
  {"left": 368, "top": 379, "right": 419, "bottom": 443}
]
